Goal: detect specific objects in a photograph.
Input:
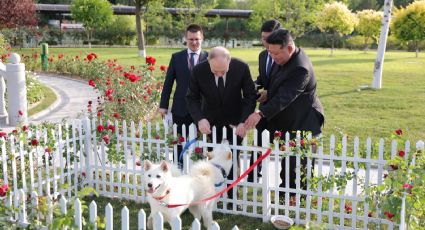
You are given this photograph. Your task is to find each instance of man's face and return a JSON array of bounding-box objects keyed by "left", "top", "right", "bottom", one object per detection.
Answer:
[
  {"left": 261, "top": 31, "right": 272, "bottom": 48},
  {"left": 185, "top": 31, "right": 203, "bottom": 52},
  {"left": 209, "top": 58, "right": 229, "bottom": 77},
  {"left": 268, "top": 44, "right": 293, "bottom": 65}
]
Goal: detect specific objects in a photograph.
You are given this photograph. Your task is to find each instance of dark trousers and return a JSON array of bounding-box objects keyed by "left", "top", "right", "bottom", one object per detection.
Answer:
[
  {"left": 208, "top": 124, "right": 242, "bottom": 199},
  {"left": 172, "top": 114, "right": 193, "bottom": 169},
  {"left": 247, "top": 118, "right": 266, "bottom": 182}
]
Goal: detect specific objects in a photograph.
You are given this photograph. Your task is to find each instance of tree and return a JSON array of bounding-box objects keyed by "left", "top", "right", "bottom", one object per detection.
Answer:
[
  {"left": 70, "top": 0, "right": 113, "bottom": 48},
  {"left": 356, "top": 9, "right": 383, "bottom": 52},
  {"left": 96, "top": 15, "right": 136, "bottom": 45},
  {"left": 0, "top": 0, "right": 37, "bottom": 30},
  {"left": 391, "top": 0, "right": 425, "bottom": 58},
  {"left": 134, "top": 0, "right": 152, "bottom": 57},
  {"left": 315, "top": 2, "right": 357, "bottom": 56}
]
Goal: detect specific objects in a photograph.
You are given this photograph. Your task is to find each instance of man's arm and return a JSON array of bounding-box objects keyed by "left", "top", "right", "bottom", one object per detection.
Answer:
[
  {"left": 240, "top": 64, "right": 257, "bottom": 122},
  {"left": 159, "top": 54, "right": 176, "bottom": 111},
  {"left": 185, "top": 68, "right": 204, "bottom": 124}
]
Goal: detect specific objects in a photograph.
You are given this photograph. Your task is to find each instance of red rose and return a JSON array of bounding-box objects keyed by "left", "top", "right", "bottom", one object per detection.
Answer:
[
  {"left": 0, "top": 132, "right": 7, "bottom": 138},
  {"left": 22, "top": 125, "right": 28, "bottom": 131},
  {"left": 395, "top": 129, "right": 403, "bottom": 135},
  {"left": 0, "top": 184, "right": 8, "bottom": 197},
  {"left": 105, "top": 88, "right": 113, "bottom": 97},
  {"left": 97, "top": 112, "right": 102, "bottom": 117},
  {"left": 82, "top": 172, "right": 86, "bottom": 177},
  {"left": 45, "top": 147, "right": 52, "bottom": 154},
  {"left": 102, "top": 135, "right": 110, "bottom": 145},
  {"left": 368, "top": 212, "right": 373, "bottom": 217},
  {"left": 274, "top": 131, "right": 282, "bottom": 139},
  {"left": 18, "top": 110, "right": 23, "bottom": 116},
  {"left": 155, "top": 134, "right": 160, "bottom": 140},
  {"left": 31, "top": 139, "right": 39, "bottom": 146},
  {"left": 58, "top": 53, "right": 64, "bottom": 59},
  {"left": 160, "top": 65, "right": 168, "bottom": 71},
  {"left": 87, "top": 54, "right": 95, "bottom": 61},
  {"left": 289, "top": 141, "right": 296, "bottom": 147},
  {"left": 300, "top": 139, "right": 305, "bottom": 147},
  {"left": 145, "top": 56, "right": 156, "bottom": 65},
  {"left": 195, "top": 147, "right": 202, "bottom": 154},
  {"left": 108, "top": 124, "right": 115, "bottom": 132},
  {"left": 172, "top": 140, "right": 178, "bottom": 145},
  {"left": 384, "top": 211, "right": 394, "bottom": 219},
  {"left": 113, "top": 113, "right": 119, "bottom": 119},
  {"left": 148, "top": 65, "right": 155, "bottom": 71},
  {"left": 136, "top": 161, "right": 141, "bottom": 166},
  {"left": 179, "top": 136, "right": 185, "bottom": 143},
  {"left": 88, "top": 80, "right": 96, "bottom": 87},
  {"left": 128, "top": 74, "right": 140, "bottom": 83},
  {"left": 344, "top": 204, "right": 352, "bottom": 213},
  {"left": 383, "top": 173, "right": 388, "bottom": 179},
  {"left": 403, "top": 183, "right": 413, "bottom": 189},
  {"left": 97, "top": 125, "right": 104, "bottom": 132},
  {"left": 398, "top": 150, "right": 405, "bottom": 157}
]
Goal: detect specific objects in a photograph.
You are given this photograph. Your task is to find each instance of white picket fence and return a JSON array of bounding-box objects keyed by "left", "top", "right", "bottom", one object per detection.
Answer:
[{"left": 1, "top": 117, "right": 421, "bottom": 229}]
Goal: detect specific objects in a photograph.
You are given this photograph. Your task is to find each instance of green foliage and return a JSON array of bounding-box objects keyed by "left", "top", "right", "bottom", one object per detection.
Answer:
[
  {"left": 315, "top": 2, "right": 357, "bottom": 36},
  {"left": 26, "top": 73, "right": 45, "bottom": 105},
  {"left": 356, "top": 9, "right": 382, "bottom": 50},
  {"left": 70, "top": 0, "right": 113, "bottom": 46},
  {"left": 391, "top": 0, "right": 425, "bottom": 56},
  {"left": 96, "top": 15, "right": 136, "bottom": 45},
  {"left": 0, "top": 33, "right": 7, "bottom": 54}
]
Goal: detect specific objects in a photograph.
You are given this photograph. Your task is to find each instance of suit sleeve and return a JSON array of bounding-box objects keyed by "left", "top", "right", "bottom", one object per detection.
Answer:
[
  {"left": 261, "top": 67, "right": 310, "bottom": 119},
  {"left": 159, "top": 54, "right": 176, "bottom": 109},
  {"left": 254, "top": 54, "right": 264, "bottom": 89},
  {"left": 185, "top": 68, "right": 204, "bottom": 124},
  {"left": 240, "top": 64, "right": 257, "bottom": 122}
]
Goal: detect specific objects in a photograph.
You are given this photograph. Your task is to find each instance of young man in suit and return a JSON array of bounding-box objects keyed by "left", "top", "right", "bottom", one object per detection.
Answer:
[
  {"left": 248, "top": 19, "right": 281, "bottom": 183},
  {"left": 186, "top": 46, "right": 257, "bottom": 201},
  {"left": 244, "top": 29, "right": 325, "bottom": 198},
  {"left": 159, "top": 24, "right": 208, "bottom": 168}
]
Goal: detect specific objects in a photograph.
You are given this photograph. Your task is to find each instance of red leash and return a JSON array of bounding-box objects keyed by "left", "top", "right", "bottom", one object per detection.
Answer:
[{"left": 164, "top": 148, "right": 272, "bottom": 208}]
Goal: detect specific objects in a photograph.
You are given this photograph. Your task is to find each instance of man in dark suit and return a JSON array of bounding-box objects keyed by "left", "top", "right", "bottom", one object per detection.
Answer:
[
  {"left": 186, "top": 46, "right": 257, "bottom": 200},
  {"left": 248, "top": 19, "right": 281, "bottom": 183},
  {"left": 245, "top": 29, "right": 325, "bottom": 197},
  {"left": 159, "top": 24, "right": 208, "bottom": 168}
]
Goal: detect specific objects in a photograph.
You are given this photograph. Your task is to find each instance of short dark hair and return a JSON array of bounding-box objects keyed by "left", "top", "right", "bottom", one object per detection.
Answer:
[
  {"left": 266, "top": 29, "right": 293, "bottom": 47},
  {"left": 261, "top": 19, "right": 281, "bottom": 33},
  {"left": 186, "top": 24, "right": 203, "bottom": 35}
]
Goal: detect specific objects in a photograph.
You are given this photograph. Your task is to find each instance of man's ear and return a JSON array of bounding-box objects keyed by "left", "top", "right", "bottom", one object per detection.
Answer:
[
  {"left": 160, "top": 161, "right": 169, "bottom": 172},
  {"left": 144, "top": 160, "right": 152, "bottom": 171}
]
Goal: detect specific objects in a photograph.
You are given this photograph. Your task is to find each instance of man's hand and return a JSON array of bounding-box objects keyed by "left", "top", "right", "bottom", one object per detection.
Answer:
[
  {"left": 235, "top": 123, "right": 247, "bottom": 138},
  {"left": 198, "top": 119, "right": 211, "bottom": 134},
  {"left": 257, "top": 90, "right": 268, "bottom": 103},
  {"left": 244, "top": 112, "right": 262, "bottom": 130},
  {"left": 158, "top": 108, "right": 168, "bottom": 118}
]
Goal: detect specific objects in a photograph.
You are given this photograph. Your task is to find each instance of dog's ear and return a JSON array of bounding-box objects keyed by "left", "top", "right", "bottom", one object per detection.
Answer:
[
  {"left": 160, "top": 161, "right": 169, "bottom": 172},
  {"left": 226, "top": 151, "right": 232, "bottom": 160},
  {"left": 206, "top": 151, "right": 214, "bottom": 160},
  {"left": 144, "top": 160, "right": 152, "bottom": 171}
]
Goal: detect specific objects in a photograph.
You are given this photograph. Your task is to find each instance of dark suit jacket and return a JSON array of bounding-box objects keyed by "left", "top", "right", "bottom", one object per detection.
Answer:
[
  {"left": 255, "top": 49, "right": 271, "bottom": 90},
  {"left": 261, "top": 48, "right": 325, "bottom": 136},
  {"left": 159, "top": 49, "right": 208, "bottom": 117},
  {"left": 186, "top": 58, "right": 257, "bottom": 127}
]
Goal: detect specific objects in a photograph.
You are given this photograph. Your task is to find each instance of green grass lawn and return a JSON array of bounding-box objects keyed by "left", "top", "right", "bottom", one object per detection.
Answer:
[
  {"left": 28, "top": 84, "right": 57, "bottom": 116},
  {"left": 15, "top": 47, "right": 425, "bottom": 142}
]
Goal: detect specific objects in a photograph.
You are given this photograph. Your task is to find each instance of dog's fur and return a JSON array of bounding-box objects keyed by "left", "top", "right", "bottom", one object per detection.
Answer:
[{"left": 143, "top": 141, "right": 232, "bottom": 229}]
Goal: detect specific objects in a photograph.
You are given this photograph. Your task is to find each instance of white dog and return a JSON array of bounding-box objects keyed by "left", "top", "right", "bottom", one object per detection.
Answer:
[{"left": 143, "top": 140, "right": 233, "bottom": 229}]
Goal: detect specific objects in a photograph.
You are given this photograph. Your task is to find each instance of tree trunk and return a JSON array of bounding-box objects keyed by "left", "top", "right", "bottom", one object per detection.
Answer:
[
  {"left": 135, "top": 2, "right": 146, "bottom": 57},
  {"left": 372, "top": 0, "right": 393, "bottom": 89},
  {"left": 87, "top": 30, "right": 92, "bottom": 49},
  {"left": 331, "top": 34, "right": 334, "bottom": 57}
]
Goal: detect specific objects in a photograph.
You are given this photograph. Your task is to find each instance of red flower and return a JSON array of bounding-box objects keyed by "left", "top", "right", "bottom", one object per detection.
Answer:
[
  {"left": 0, "top": 132, "right": 6, "bottom": 138},
  {"left": 97, "top": 112, "right": 102, "bottom": 117},
  {"left": 274, "top": 131, "right": 282, "bottom": 139},
  {"left": 390, "top": 164, "right": 398, "bottom": 170},
  {"left": 195, "top": 147, "right": 202, "bottom": 154},
  {"left": 128, "top": 74, "right": 140, "bottom": 83},
  {"left": 384, "top": 211, "right": 394, "bottom": 219},
  {"left": 22, "top": 125, "right": 28, "bottom": 132},
  {"left": 160, "top": 65, "right": 168, "bottom": 71},
  {"left": 148, "top": 65, "right": 155, "bottom": 71},
  {"left": 18, "top": 110, "right": 23, "bottom": 116},
  {"left": 300, "top": 139, "right": 305, "bottom": 147},
  {"left": 105, "top": 88, "right": 113, "bottom": 97},
  {"left": 102, "top": 135, "right": 110, "bottom": 145},
  {"left": 113, "top": 113, "right": 119, "bottom": 119},
  {"left": 172, "top": 140, "right": 178, "bottom": 145},
  {"left": 82, "top": 172, "right": 86, "bottom": 177},
  {"left": 45, "top": 147, "right": 53, "bottom": 154},
  {"left": 0, "top": 184, "right": 9, "bottom": 197},
  {"left": 383, "top": 173, "right": 388, "bottom": 179},
  {"left": 344, "top": 203, "right": 352, "bottom": 213},
  {"left": 398, "top": 150, "right": 405, "bottom": 157},
  {"left": 403, "top": 183, "right": 413, "bottom": 189},
  {"left": 289, "top": 141, "right": 296, "bottom": 147},
  {"left": 108, "top": 124, "right": 115, "bottom": 132},
  {"left": 58, "top": 53, "right": 64, "bottom": 59},
  {"left": 97, "top": 125, "right": 105, "bottom": 132},
  {"left": 31, "top": 139, "right": 39, "bottom": 146},
  {"left": 145, "top": 56, "right": 156, "bottom": 65},
  {"left": 87, "top": 54, "right": 95, "bottom": 61},
  {"left": 368, "top": 212, "right": 373, "bottom": 217},
  {"left": 155, "top": 134, "right": 160, "bottom": 140},
  {"left": 395, "top": 129, "right": 403, "bottom": 136},
  {"left": 136, "top": 161, "right": 141, "bottom": 166},
  {"left": 88, "top": 80, "right": 96, "bottom": 87},
  {"left": 179, "top": 136, "right": 185, "bottom": 143}
]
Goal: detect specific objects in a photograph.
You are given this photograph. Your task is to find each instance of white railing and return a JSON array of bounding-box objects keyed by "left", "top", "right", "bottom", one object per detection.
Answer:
[
  {"left": 0, "top": 53, "right": 28, "bottom": 126},
  {"left": 1, "top": 117, "right": 420, "bottom": 229}
]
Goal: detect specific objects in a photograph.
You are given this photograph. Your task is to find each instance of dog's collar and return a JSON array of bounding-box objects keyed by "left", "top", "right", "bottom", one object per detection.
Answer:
[
  {"left": 153, "top": 188, "right": 170, "bottom": 201},
  {"left": 212, "top": 163, "right": 227, "bottom": 187}
]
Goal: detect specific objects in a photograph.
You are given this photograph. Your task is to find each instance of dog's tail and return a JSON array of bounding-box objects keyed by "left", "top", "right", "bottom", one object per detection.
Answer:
[{"left": 190, "top": 161, "right": 214, "bottom": 179}]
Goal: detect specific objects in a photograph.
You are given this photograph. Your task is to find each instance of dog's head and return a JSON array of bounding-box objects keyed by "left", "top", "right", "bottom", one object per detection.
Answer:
[
  {"left": 143, "top": 160, "right": 173, "bottom": 194},
  {"left": 205, "top": 139, "right": 233, "bottom": 176}
]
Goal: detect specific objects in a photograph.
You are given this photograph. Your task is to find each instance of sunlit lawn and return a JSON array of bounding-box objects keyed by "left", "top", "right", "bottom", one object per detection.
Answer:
[{"left": 16, "top": 46, "right": 425, "bottom": 142}]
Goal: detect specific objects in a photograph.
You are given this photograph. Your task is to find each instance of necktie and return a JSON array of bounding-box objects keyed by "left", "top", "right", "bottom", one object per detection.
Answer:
[
  {"left": 189, "top": 52, "right": 196, "bottom": 70},
  {"left": 218, "top": 77, "right": 225, "bottom": 99},
  {"left": 266, "top": 55, "right": 273, "bottom": 77}
]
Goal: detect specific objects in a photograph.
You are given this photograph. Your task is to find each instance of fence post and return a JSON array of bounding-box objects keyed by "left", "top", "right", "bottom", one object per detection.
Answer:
[
  {"left": 6, "top": 53, "right": 27, "bottom": 126},
  {"left": 106, "top": 203, "right": 113, "bottom": 230},
  {"left": 18, "top": 189, "right": 28, "bottom": 226},
  {"left": 153, "top": 212, "right": 163, "bottom": 230},
  {"left": 0, "top": 61, "right": 7, "bottom": 125},
  {"left": 83, "top": 117, "right": 93, "bottom": 188},
  {"left": 261, "top": 130, "right": 271, "bottom": 222},
  {"left": 75, "top": 198, "right": 82, "bottom": 230},
  {"left": 138, "top": 209, "right": 146, "bottom": 230},
  {"left": 122, "top": 206, "right": 129, "bottom": 230}
]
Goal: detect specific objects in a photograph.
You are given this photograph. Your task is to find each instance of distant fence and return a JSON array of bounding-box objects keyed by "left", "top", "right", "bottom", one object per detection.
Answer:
[{"left": 1, "top": 117, "right": 420, "bottom": 229}]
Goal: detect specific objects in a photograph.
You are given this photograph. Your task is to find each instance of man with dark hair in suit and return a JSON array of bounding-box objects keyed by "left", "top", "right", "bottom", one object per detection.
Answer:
[
  {"left": 245, "top": 29, "right": 325, "bottom": 198},
  {"left": 186, "top": 46, "right": 256, "bottom": 201},
  {"left": 159, "top": 24, "right": 208, "bottom": 168},
  {"left": 247, "top": 19, "right": 281, "bottom": 183}
]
